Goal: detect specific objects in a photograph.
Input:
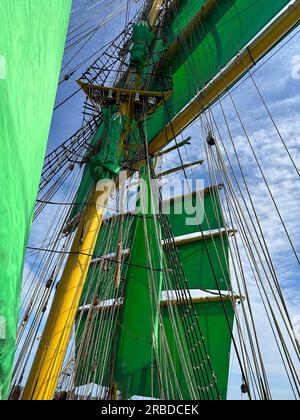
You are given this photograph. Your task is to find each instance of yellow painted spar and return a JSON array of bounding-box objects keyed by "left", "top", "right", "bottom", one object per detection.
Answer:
[
  {"left": 22, "top": 185, "right": 111, "bottom": 400},
  {"left": 149, "top": 0, "right": 300, "bottom": 155},
  {"left": 148, "top": 0, "right": 164, "bottom": 27},
  {"left": 22, "top": 101, "right": 129, "bottom": 400}
]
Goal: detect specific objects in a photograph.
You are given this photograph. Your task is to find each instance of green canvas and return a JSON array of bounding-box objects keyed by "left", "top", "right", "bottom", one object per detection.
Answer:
[
  {"left": 0, "top": 0, "right": 71, "bottom": 399},
  {"left": 165, "top": 0, "right": 207, "bottom": 42},
  {"left": 178, "top": 235, "right": 230, "bottom": 291},
  {"left": 75, "top": 300, "right": 234, "bottom": 400},
  {"left": 165, "top": 188, "right": 225, "bottom": 236},
  {"left": 146, "top": 0, "right": 291, "bottom": 141},
  {"left": 162, "top": 300, "right": 234, "bottom": 400}
]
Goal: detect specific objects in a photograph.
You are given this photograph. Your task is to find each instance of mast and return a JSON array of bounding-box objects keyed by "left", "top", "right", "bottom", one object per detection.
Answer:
[{"left": 22, "top": 0, "right": 165, "bottom": 401}]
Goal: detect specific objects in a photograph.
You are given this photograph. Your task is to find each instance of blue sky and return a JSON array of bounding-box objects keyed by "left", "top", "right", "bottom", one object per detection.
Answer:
[
  {"left": 24, "top": 0, "right": 300, "bottom": 400},
  {"left": 49, "top": 0, "right": 140, "bottom": 150}
]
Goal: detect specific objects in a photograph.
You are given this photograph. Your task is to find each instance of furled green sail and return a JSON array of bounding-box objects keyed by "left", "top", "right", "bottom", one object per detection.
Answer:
[{"left": 0, "top": 0, "right": 71, "bottom": 399}]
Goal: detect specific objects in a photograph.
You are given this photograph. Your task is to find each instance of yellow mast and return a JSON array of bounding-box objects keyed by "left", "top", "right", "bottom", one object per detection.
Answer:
[
  {"left": 22, "top": 101, "right": 130, "bottom": 401},
  {"left": 22, "top": 0, "right": 164, "bottom": 401}
]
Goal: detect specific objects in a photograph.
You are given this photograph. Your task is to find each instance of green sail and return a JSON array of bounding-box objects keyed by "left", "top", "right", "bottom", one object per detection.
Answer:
[
  {"left": 76, "top": 299, "right": 234, "bottom": 400},
  {"left": 69, "top": 124, "right": 106, "bottom": 222},
  {"left": 75, "top": 187, "right": 234, "bottom": 399},
  {"left": 177, "top": 236, "right": 230, "bottom": 291},
  {"left": 0, "top": 0, "right": 71, "bottom": 399},
  {"left": 164, "top": 0, "right": 206, "bottom": 42},
  {"left": 162, "top": 299, "right": 234, "bottom": 400},
  {"left": 147, "top": 0, "right": 291, "bottom": 141},
  {"left": 165, "top": 189, "right": 230, "bottom": 290},
  {"left": 113, "top": 171, "right": 164, "bottom": 398},
  {"left": 164, "top": 187, "right": 225, "bottom": 235}
]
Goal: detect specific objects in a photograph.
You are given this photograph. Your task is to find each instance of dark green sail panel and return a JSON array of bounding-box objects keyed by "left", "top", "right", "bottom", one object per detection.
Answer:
[
  {"left": 75, "top": 310, "right": 121, "bottom": 390},
  {"left": 165, "top": 188, "right": 229, "bottom": 289},
  {"left": 178, "top": 235, "right": 230, "bottom": 291},
  {"left": 147, "top": 0, "right": 291, "bottom": 141},
  {"left": 113, "top": 171, "right": 164, "bottom": 399},
  {"left": 75, "top": 300, "right": 234, "bottom": 400},
  {"left": 165, "top": 187, "right": 225, "bottom": 236},
  {"left": 0, "top": 0, "right": 71, "bottom": 400},
  {"left": 69, "top": 124, "right": 105, "bottom": 221},
  {"left": 162, "top": 300, "right": 234, "bottom": 400},
  {"left": 164, "top": 0, "right": 206, "bottom": 42}
]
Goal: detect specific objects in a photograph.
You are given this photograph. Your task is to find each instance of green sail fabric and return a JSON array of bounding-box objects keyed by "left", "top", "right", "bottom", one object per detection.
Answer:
[
  {"left": 130, "top": 21, "right": 154, "bottom": 71},
  {"left": 113, "top": 171, "right": 163, "bottom": 398},
  {"left": 164, "top": 187, "right": 225, "bottom": 236},
  {"left": 88, "top": 110, "right": 123, "bottom": 181},
  {"left": 147, "top": 0, "right": 291, "bottom": 141},
  {"left": 69, "top": 124, "right": 105, "bottom": 222},
  {"left": 178, "top": 235, "right": 230, "bottom": 291},
  {"left": 75, "top": 310, "right": 120, "bottom": 390},
  {"left": 0, "top": 0, "right": 71, "bottom": 399},
  {"left": 69, "top": 107, "right": 124, "bottom": 222},
  {"left": 164, "top": 189, "right": 230, "bottom": 289},
  {"left": 165, "top": 0, "right": 206, "bottom": 42},
  {"left": 75, "top": 300, "right": 234, "bottom": 400},
  {"left": 162, "top": 300, "right": 234, "bottom": 400}
]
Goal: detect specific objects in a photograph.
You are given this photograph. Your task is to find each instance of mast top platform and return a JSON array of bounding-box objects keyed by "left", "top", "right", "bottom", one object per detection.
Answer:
[{"left": 77, "top": 80, "right": 173, "bottom": 117}]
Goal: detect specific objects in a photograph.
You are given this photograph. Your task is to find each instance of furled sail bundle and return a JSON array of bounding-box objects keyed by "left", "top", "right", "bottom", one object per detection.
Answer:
[{"left": 6, "top": 0, "right": 300, "bottom": 401}]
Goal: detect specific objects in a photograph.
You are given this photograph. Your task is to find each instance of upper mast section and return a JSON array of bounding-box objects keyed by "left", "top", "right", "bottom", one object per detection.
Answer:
[
  {"left": 77, "top": 0, "right": 171, "bottom": 120},
  {"left": 148, "top": 0, "right": 165, "bottom": 27}
]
